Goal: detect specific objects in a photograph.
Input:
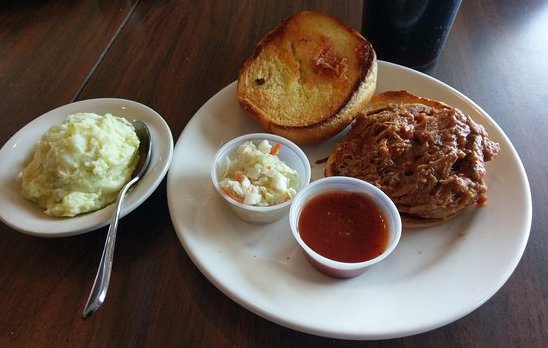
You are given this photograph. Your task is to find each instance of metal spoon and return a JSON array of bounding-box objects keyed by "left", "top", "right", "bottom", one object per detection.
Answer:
[{"left": 82, "top": 120, "right": 152, "bottom": 318}]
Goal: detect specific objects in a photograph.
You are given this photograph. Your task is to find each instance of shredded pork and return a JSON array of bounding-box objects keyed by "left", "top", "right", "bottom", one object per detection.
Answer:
[{"left": 326, "top": 103, "right": 500, "bottom": 220}]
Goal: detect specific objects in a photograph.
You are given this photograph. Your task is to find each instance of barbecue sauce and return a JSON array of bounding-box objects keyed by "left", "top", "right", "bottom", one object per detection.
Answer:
[{"left": 298, "top": 191, "right": 388, "bottom": 263}]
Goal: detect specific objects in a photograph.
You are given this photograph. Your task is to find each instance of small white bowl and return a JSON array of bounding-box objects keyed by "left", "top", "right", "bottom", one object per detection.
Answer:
[
  {"left": 0, "top": 98, "right": 173, "bottom": 237},
  {"left": 289, "top": 176, "right": 402, "bottom": 278},
  {"left": 211, "top": 133, "right": 311, "bottom": 224}
]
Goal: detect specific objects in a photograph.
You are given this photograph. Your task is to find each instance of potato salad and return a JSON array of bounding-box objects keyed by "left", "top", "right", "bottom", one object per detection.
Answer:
[{"left": 21, "top": 113, "right": 140, "bottom": 217}]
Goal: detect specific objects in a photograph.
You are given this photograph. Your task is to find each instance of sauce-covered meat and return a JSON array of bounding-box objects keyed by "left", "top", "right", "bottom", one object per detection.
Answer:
[{"left": 325, "top": 100, "right": 500, "bottom": 221}]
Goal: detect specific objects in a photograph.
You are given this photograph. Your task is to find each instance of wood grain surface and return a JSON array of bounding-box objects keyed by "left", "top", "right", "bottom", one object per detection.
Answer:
[{"left": 0, "top": 0, "right": 546, "bottom": 347}]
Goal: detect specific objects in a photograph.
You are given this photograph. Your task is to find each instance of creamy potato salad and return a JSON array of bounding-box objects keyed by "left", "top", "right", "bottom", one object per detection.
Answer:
[
  {"left": 21, "top": 113, "right": 140, "bottom": 217},
  {"left": 219, "top": 140, "right": 298, "bottom": 206}
]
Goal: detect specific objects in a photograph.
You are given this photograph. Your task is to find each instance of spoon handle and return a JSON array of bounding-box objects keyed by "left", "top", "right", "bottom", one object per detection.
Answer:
[{"left": 82, "top": 175, "right": 140, "bottom": 318}]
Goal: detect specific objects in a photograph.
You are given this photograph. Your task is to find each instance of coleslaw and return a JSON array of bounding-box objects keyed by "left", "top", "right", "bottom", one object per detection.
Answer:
[{"left": 219, "top": 140, "right": 298, "bottom": 206}]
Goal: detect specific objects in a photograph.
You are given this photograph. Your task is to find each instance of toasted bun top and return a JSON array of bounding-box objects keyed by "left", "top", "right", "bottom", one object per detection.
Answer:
[{"left": 237, "top": 11, "right": 377, "bottom": 144}]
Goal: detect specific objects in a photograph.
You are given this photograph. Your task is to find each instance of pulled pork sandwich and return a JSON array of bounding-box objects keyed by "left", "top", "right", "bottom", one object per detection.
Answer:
[{"left": 325, "top": 91, "right": 500, "bottom": 228}]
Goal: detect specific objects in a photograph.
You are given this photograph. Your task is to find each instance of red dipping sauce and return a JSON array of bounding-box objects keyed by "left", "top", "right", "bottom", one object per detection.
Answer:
[{"left": 298, "top": 191, "right": 388, "bottom": 263}]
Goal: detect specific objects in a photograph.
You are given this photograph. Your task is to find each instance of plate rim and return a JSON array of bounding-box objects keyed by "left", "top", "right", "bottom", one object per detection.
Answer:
[{"left": 167, "top": 61, "right": 532, "bottom": 339}]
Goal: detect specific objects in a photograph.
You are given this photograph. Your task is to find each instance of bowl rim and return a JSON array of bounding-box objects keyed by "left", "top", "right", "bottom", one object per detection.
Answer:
[
  {"left": 289, "top": 176, "right": 402, "bottom": 271},
  {"left": 210, "top": 132, "right": 311, "bottom": 212}
]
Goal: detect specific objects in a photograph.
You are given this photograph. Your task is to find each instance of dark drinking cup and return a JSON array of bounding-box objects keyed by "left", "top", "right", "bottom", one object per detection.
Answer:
[{"left": 362, "top": 0, "right": 462, "bottom": 70}]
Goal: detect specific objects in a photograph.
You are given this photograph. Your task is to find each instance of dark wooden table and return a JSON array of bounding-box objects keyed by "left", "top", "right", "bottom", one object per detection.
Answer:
[{"left": 1, "top": 0, "right": 546, "bottom": 346}]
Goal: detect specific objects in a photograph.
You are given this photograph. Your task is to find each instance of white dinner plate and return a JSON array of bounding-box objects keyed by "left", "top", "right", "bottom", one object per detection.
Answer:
[
  {"left": 167, "top": 61, "right": 531, "bottom": 340},
  {"left": 0, "top": 98, "right": 173, "bottom": 237}
]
